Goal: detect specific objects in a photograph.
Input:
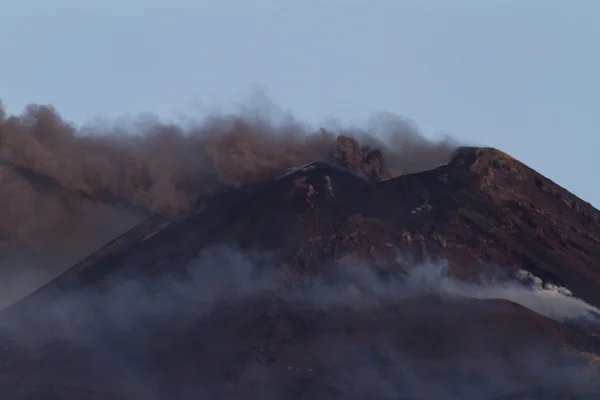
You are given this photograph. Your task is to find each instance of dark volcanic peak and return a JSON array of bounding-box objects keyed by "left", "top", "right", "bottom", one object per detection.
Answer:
[
  {"left": 2, "top": 101, "right": 600, "bottom": 398},
  {"left": 6, "top": 145, "right": 599, "bottom": 307}
]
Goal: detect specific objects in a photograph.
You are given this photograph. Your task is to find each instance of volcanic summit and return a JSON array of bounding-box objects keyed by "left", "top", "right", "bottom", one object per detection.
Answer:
[{"left": 0, "top": 106, "right": 599, "bottom": 399}]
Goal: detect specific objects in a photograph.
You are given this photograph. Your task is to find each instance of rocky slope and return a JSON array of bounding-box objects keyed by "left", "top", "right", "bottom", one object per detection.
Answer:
[{"left": 0, "top": 146, "right": 599, "bottom": 399}]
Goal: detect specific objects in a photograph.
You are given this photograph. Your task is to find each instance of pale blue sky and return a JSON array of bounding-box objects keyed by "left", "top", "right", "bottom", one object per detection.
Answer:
[{"left": 1, "top": 1, "right": 598, "bottom": 206}]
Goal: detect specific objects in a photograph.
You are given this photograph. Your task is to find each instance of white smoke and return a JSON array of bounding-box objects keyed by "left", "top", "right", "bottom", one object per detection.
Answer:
[
  {"left": 280, "top": 256, "right": 600, "bottom": 323},
  {"left": 404, "top": 262, "right": 600, "bottom": 322}
]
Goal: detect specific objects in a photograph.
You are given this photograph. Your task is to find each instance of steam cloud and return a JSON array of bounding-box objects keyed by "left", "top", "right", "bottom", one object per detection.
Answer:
[
  {"left": 2, "top": 246, "right": 599, "bottom": 399},
  {"left": 281, "top": 257, "right": 600, "bottom": 323}
]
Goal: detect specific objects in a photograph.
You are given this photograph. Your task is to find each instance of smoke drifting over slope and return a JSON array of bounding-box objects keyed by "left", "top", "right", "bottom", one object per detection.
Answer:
[
  {"left": 403, "top": 263, "right": 600, "bottom": 322},
  {"left": 0, "top": 98, "right": 457, "bottom": 257},
  {"left": 2, "top": 246, "right": 598, "bottom": 399}
]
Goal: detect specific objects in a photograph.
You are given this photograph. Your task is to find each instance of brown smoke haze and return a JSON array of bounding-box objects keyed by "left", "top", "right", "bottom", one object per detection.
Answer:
[{"left": 0, "top": 96, "right": 458, "bottom": 304}]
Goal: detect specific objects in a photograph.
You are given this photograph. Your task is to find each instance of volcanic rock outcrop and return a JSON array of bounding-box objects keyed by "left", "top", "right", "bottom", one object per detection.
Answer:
[{"left": 331, "top": 134, "right": 392, "bottom": 180}]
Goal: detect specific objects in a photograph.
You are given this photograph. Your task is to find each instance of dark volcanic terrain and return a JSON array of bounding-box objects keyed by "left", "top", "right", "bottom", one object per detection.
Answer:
[{"left": 0, "top": 145, "right": 600, "bottom": 399}]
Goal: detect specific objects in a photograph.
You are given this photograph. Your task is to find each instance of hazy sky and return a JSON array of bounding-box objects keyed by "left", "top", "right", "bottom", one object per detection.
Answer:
[{"left": 1, "top": 1, "right": 598, "bottom": 206}]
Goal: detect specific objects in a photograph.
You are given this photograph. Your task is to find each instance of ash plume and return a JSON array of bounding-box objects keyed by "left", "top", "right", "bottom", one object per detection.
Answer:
[{"left": 0, "top": 97, "right": 457, "bottom": 258}]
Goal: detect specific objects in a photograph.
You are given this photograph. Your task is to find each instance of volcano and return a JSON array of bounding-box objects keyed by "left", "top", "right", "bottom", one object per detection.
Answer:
[{"left": 0, "top": 145, "right": 599, "bottom": 399}]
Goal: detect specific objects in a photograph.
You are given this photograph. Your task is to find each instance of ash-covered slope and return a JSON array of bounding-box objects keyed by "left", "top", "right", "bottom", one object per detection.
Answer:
[{"left": 1, "top": 146, "right": 600, "bottom": 399}]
